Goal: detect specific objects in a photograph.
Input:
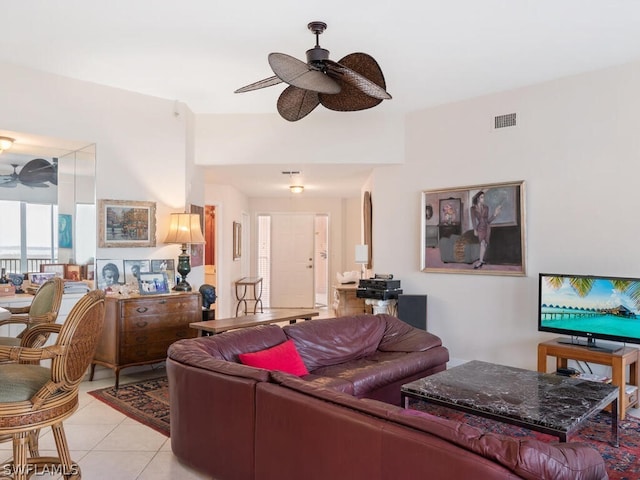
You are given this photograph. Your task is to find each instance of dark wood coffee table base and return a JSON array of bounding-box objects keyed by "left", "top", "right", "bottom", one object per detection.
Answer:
[{"left": 401, "top": 360, "right": 619, "bottom": 446}]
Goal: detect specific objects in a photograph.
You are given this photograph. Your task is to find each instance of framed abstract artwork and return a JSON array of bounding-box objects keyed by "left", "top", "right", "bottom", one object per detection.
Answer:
[{"left": 421, "top": 180, "right": 526, "bottom": 276}]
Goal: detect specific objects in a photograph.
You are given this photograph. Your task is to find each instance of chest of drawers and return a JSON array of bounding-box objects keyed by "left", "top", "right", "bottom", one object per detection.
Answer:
[{"left": 91, "top": 292, "right": 200, "bottom": 387}]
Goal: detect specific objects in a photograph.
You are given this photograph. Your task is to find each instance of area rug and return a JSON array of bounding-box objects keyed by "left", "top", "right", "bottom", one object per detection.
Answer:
[
  {"left": 412, "top": 402, "right": 640, "bottom": 480},
  {"left": 88, "top": 377, "right": 170, "bottom": 437}
]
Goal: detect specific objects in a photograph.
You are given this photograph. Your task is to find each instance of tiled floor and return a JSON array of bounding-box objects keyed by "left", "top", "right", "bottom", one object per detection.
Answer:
[{"left": 0, "top": 366, "right": 208, "bottom": 480}]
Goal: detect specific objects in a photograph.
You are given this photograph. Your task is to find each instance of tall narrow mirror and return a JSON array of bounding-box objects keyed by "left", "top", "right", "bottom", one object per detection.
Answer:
[{"left": 0, "top": 130, "right": 96, "bottom": 279}]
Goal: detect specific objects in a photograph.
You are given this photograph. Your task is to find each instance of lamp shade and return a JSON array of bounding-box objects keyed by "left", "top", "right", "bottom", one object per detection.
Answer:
[
  {"left": 164, "top": 213, "right": 205, "bottom": 244},
  {"left": 355, "top": 244, "right": 368, "bottom": 264}
]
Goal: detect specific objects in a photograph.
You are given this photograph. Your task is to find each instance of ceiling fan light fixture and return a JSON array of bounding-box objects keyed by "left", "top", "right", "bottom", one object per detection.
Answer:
[
  {"left": 0, "top": 136, "right": 15, "bottom": 153},
  {"left": 289, "top": 185, "right": 304, "bottom": 194}
]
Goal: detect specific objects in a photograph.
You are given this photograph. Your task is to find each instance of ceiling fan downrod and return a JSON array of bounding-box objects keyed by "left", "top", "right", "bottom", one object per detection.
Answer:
[{"left": 306, "top": 21, "right": 330, "bottom": 64}]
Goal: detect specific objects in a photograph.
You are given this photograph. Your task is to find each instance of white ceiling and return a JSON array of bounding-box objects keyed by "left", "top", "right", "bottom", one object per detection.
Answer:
[{"left": 3, "top": 0, "right": 640, "bottom": 196}]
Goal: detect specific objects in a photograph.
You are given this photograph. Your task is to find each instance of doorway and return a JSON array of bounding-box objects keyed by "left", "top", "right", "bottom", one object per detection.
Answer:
[
  {"left": 257, "top": 213, "right": 328, "bottom": 309},
  {"left": 203, "top": 205, "right": 217, "bottom": 313}
]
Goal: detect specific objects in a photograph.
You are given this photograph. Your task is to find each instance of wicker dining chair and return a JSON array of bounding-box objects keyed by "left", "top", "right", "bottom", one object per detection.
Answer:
[
  {"left": 0, "top": 289, "right": 105, "bottom": 480},
  {"left": 0, "top": 277, "right": 65, "bottom": 349}
]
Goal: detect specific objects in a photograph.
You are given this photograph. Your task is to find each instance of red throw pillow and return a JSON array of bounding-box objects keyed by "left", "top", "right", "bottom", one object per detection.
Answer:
[{"left": 238, "top": 339, "right": 309, "bottom": 376}]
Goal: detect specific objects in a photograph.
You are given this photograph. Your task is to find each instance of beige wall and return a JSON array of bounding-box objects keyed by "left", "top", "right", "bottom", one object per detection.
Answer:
[
  {"left": 372, "top": 60, "right": 640, "bottom": 368},
  {"left": 4, "top": 58, "right": 640, "bottom": 371}
]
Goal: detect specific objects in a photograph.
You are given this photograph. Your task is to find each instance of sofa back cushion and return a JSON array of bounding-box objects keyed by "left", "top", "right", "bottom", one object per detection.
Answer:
[
  {"left": 283, "top": 315, "right": 386, "bottom": 371},
  {"left": 169, "top": 324, "right": 287, "bottom": 363}
]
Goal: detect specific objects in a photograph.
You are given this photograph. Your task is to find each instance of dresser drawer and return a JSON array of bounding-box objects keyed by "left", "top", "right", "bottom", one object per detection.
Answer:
[
  {"left": 120, "top": 341, "right": 174, "bottom": 364},
  {"left": 120, "top": 295, "right": 198, "bottom": 318},
  {"left": 121, "top": 326, "right": 194, "bottom": 347},
  {"left": 121, "top": 311, "right": 199, "bottom": 332}
]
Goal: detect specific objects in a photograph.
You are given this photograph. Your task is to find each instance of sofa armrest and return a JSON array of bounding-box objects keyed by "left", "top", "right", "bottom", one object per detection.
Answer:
[
  {"left": 377, "top": 314, "right": 443, "bottom": 352},
  {"left": 168, "top": 339, "right": 271, "bottom": 382}
]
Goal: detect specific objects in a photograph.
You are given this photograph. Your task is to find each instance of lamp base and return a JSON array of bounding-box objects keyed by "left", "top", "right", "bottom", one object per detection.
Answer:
[
  {"left": 173, "top": 281, "right": 192, "bottom": 292},
  {"left": 173, "top": 244, "right": 192, "bottom": 292}
]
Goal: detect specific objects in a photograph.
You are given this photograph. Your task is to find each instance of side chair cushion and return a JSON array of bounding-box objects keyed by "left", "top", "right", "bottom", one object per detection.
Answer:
[
  {"left": 0, "top": 364, "right": 51, "bottom": 402},
  {"left": 30, "top": 284, "right": 56, "bottom": 316},
  {"left": 0, "top": 337, "right": 22, "bottom": 347}
]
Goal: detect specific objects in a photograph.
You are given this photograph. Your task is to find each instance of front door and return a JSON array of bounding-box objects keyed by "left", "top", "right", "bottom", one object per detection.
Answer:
[{"left": 269, "top": 213, "right": 315, "bottom": 308}]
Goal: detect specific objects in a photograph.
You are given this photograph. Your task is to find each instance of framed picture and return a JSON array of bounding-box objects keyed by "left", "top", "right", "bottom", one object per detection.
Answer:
[
  {"left": 58, "top": 214, "right": 72, "bottom": 248},
  {"left": 98, "top": 199, "right": 156, "bottom": 248},
  {"left": 64, "top": 264, "right": 82, "bottom": 281},
  {"left": 40, "top": 263, "right": 65, "bottom": 278},
  {"left": 421, "top": 180, "right": 526, "bottom": 276},
  {"left": 233, "top": 221, "right": 242, "bottom": 260},
  {"left": 138, "top": 272, "right": 170, "bottom": 295},
  {"left": 96, "top": 259, "right": 124, "bottom": 290},
  {"left": 28, "top": 272, "right": 56, "bottom": 286},
  {"left": 124, "top": 259, "right": 151, "bottom": 284},
  {"left": 151, "top": 259, "right": 175, "bottom": 288}
]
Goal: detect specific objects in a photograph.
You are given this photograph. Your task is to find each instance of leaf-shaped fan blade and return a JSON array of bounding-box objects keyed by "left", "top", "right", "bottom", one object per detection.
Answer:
[
  {"left": 321, "top": 53, "right": 391, "bottom": 112},
  {"left": 234, "top": 75, "right": 283, "bottom": 93},
  {"left": 18, "top": 158, "right": 56, "bottom": 187},
  {"left": 268, "top": 53, "right": 340, "bottom": 94},
  {"left": 277, "top": 85, "right": 321, "bottom": 122},
  {"left": 0, "top": 176, "right": 17, "bottom": 188}
]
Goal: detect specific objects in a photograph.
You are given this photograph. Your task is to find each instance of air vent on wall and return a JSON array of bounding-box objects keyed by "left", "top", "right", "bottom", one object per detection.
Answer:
[{"left": 494, "top": 113, "right": 516, "bottom": 129}]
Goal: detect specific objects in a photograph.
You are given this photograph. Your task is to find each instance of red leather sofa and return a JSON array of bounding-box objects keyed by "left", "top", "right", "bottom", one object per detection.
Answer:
[{"left": 167, "top": 314, "right": 606, "bottom": 480}]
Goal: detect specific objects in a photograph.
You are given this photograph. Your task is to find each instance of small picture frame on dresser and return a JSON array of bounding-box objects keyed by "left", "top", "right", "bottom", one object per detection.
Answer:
[{"left": 138, "top": 272, "right": 170, "bottom": 295}]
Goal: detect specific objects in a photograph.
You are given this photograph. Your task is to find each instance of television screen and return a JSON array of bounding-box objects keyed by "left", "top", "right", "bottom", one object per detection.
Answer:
[{"left": 538, "top": 273, "right": 640, "bottom": 351}]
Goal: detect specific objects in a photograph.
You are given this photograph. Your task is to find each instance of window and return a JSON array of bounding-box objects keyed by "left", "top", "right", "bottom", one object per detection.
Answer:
[{"left": 0, "top": 200, "right": 57, "bottom": 273}]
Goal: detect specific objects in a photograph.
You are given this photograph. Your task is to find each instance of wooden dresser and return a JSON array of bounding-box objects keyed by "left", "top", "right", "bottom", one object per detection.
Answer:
[{"left": 91, "top": 291, "right": 200, "bottom": 387}]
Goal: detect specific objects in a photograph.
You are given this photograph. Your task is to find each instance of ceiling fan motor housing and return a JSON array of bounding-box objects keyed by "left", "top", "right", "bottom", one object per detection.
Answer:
[{"left": 306, "top": 47, "right": 330, "bottom": 65}]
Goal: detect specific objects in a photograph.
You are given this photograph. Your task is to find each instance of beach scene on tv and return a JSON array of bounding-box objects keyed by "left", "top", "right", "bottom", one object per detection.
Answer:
[{"left": 540, "top": 275, "right": 640, "bottom": 342}]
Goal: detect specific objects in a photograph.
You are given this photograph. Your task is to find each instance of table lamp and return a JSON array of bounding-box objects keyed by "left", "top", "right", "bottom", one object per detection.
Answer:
[
  {"left": 164, "top": 213, "right": 205, "bottom": 291},
  {"left": 355, "top": 244, "right": 368, "bottom": 279}
]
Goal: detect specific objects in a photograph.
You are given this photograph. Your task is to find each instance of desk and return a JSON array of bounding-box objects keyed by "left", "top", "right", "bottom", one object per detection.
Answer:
[
  {"left": 235, "top": 277, "right": 263, "bottom": 316},
  {"left": 538, "top": 338, "right": 639, "bottom": 419},
  {"left": 0, "top": 307, "right": 9, "bottom": 321},
  {"left": 190, "top": 309, "right": 319, "bottom": 335}
]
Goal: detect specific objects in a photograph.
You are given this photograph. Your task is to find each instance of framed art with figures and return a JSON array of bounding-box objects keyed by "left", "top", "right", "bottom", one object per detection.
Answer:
[
  {"left": 98, "top": 199, "right": 156, "bottom": 248},
  {"left": 421, "top": 180, "right": 526, "bottom": 276}
]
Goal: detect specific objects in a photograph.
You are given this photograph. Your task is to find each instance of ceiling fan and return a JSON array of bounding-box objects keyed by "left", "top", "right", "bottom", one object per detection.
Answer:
[
  {"left": 0, "top": 158, "right": 58, "bottom": 188},
  {"left": 234, "top": 21, "right": 391, "bottom": 121}
]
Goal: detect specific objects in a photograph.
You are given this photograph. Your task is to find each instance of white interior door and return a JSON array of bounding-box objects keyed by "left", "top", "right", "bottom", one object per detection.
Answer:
[{"left": 270, "top": 213, "right": 315, "bottom": 308}]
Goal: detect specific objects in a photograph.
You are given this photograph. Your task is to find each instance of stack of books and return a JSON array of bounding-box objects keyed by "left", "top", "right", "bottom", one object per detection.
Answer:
[{"left": 63, "top": 281, "right": 91, "bottom": 295}]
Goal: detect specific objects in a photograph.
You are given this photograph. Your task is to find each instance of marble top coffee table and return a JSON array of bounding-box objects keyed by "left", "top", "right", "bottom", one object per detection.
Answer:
[{"left": 401, "top": 360, "right": 619, "bottom": 446}]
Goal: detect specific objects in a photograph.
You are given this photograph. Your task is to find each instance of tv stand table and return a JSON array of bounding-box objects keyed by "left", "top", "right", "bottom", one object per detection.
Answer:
[{"left": 538, "top": 338, "right": 639, "bottom": 419}]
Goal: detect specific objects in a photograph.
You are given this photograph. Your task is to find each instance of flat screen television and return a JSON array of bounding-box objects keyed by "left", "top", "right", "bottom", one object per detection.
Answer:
[{"left": 538, "top": 273, "right": 640, "bottom": 353}]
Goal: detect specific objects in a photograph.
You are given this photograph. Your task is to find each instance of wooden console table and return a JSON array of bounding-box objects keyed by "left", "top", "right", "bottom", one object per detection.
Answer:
[
  {"left": 538, "top": 338, "right": 639, "bottom": 419},
  {"left": 190, "top": 309, "right": 319, "bottom": 335}
]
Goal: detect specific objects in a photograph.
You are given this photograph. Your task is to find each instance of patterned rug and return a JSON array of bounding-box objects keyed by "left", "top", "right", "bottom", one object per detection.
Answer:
[
  {"left": 88, "top": 377, "right": 170, "bottom": 437},
  {"left": 412, "top": 402, "right": 640, "bottom": 480},
  {"left": 88, "top": 376, "right": 640, "bottom": 478}
]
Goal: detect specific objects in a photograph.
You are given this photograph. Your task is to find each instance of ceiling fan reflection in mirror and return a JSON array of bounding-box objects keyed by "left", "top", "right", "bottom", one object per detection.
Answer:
[
  {"left": 0, "top": 158, "right": 58, "bottom": 188},
  {"left": 234, "top": 21, "right": 391, "bottom": 121}
]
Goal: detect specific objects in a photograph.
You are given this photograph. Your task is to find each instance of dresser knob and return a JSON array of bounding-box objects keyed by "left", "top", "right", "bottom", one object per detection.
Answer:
[
  {"left": 136, "top": 307, "right": 148, "bottom": 313},
  {"left": 136, "top": 321, "right": 148, "bottom": 328}
]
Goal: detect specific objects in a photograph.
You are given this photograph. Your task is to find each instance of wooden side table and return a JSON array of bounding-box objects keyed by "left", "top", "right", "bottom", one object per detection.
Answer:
[
  {"left": 332, "top": 284, "right": 366, "bottom": 317},
  {"left": 235, "top": 277, "right": 263, "bottom": 316},
  {"left": 538, "top": 338, "right": 639, "bottom": 419}
]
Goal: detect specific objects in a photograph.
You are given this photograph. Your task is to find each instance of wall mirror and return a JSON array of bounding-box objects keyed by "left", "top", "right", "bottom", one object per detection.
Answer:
[{"left": 0, "top": 129, "right": 96, "bottom": 279}]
